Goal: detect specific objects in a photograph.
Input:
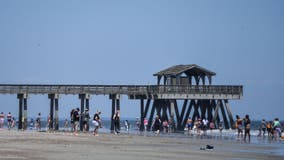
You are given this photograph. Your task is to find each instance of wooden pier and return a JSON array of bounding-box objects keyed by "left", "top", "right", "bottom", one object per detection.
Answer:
[{"left": 0, "top": 64, "right": 243, "bottom": 131}]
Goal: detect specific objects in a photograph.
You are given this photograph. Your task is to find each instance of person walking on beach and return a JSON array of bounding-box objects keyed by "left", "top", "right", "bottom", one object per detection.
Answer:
[
  {"left": 272, "top": 118, "right": 281, "bottom": 139},
  {"left": 197, "top": 118, "right": 202, "bottom": 136},
  {"left": 36, "top": 112, "right": 41, "bottom": 131},
  {"left": 7, "top": 112, "right": 12, "bottom": 130},
  {"left": 136, "top": 117, "right": 140, "bottom": 130},
  {"left": 243, "top": 114, "right": 251, "bottom": 142},
  {"left": 236, "top": 115, "right": 243, "bottom": 138},
  {"left": 70, "top": 109, "right": 75, "bottom": 132},
  {"left": 113, "top": 111, "right": 120, "bottom": 134},
  {"left": 92, "top": 110, "right": 102, "bottom": 136},
  {"left": 82, "top": 109, "right": 90, "bottom": 132},
  {"left": 152, "top": 115, "right": 161, "bottom": 136},
  {"left": 73, "top": 108, "right": 80, "bottom": 135},
  {"left": 0, "top": 112, "right": 5, "bottom": 128},
  {"left": 93, "top": 110, "right": 102, "bottom": 128},
  {"left": 93, "top": 115, "right": 100, "bottom": 136},
  {"left": 202, "top": 118, "right": 208, "bottom": 136},
  {"left": 258, "top": 119, "right": 266, "bottom": 137},
  {"left": 11, "top": 117, "right": 16, "bottom": 129},
  {"left": 143, "top": 118, "right": 148, "bottom": 132},
  {"left": 266, "top": 121, "right": 273, "bottom": 137}
]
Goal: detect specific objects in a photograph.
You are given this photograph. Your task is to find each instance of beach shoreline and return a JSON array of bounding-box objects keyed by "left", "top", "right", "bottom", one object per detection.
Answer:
[{"left": 1, "top": 129, "right": 284, "bottom": 160}]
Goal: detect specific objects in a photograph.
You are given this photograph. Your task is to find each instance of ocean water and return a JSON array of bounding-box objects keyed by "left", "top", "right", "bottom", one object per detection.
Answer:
[{"left": 2, "top": 118, "right": 282, "bottom": 134}]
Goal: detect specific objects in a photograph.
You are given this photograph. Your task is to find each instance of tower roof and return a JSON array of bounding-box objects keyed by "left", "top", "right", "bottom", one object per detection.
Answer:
[{"left": 153, "top": 64, "right": 216, "bottom": 77}]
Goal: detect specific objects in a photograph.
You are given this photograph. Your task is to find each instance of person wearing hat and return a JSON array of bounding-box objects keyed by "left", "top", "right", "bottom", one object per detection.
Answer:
[{"left": 83, "top": 108, "right": 90, "bottom": 132}]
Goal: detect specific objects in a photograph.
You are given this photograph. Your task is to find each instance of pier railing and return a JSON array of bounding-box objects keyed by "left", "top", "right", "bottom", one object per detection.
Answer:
[{"left": 0, "top": 84, "right": 242, "bottom": 99}]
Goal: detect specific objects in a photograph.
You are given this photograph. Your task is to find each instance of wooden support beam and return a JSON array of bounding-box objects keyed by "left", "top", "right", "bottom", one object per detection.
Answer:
[
  {"left": 200, "top": 100, "right": 207, "bottom": 119},
  {"left": 144, "top": 99, "right": 151, "bottom": 118},
  {"left": 207, "top": 100, "right": 213, "bottom": 122},
  {"left": 49, "top": 97, "right": 54, "bottom": 130},
  {"left": 23, "top": 97, "right": 27, "bottom": 130},
  {"left": 173, "top": 100, "right": 179, "bottom": 123},
  {"left": 202, "top": 76, "right": 205, "bottom": 85},
  {"left": 148, "top": 100, "right": 156, "bottom": 131},
  {"left": 110, "top": 98, "right": 115, "bottom": 132},
  {"left": 220, "top": 100, "right": 229, "bottom": 129},
  {"left": 86, "top": 98, "right": 89, "bottom": 110},
  {"left": 140, "top": 99, "right": 144, "bottom": 131},
  {"left": 167, "top": 103, "right": 172, "bottom": 120},
  {"left": 85, "top": 97, "right": 90, "bottom": 132},
  {"left": 213, "top": 100, "right": 220, "bottom": 124},
  {"left": 224, "top": 99, "right": 235, "bottom": 129},
  {"left": 192, "top": 100, "right": 200, "bottom": 121},
  {"left": 54, "top": 98, "right": 59, "bottom": 131},
  {"left": 182, "top": 100, "right": 194, "bottom": 127},
  {"left": 80, "top": 96, "right": 85, "bottom": 131},
  {"left": 178, "top": 99, "right": 188, "bottom": 129},
  {"left": 17, "top": 94, "right": 24, "bottom": 130},
  {"left": 155, "top": 100, "right": 162, "bottom": 118},
  {"left": 162, "top": 101, "right": 168, "bottom": 121}
]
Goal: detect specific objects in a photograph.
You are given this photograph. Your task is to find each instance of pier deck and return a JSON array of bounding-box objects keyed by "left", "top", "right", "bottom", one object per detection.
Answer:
[{"left": 0, "top": 84, "right": 242, "bottom": 100}]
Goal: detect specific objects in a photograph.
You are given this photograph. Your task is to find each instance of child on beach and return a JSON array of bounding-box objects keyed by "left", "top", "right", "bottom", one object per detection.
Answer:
[{"left": 236, "top": 115, "right": 243, "bottom": 138}]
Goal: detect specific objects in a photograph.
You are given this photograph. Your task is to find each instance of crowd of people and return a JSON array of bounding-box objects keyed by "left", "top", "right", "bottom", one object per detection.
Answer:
[
  {"left": 236, "top": 115, "right": 284, "bottom": 141},
  {"left": 1, "top": 110, "right": 283, "bottom": 141}
]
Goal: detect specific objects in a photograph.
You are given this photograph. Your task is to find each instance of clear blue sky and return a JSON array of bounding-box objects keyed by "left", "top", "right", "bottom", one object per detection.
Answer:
[{"left": 0, "top": 0, "right": 283, "bottom": 121}]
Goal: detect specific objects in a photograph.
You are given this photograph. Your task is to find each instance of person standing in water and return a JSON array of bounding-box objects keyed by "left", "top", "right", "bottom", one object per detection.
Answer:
[
  {"left": 113, "top": 111, "right": 120, "bottom": 134},
  {"left": 243, "top": 114, "right": 251, "bottom": 142},
  {"left": 36, "top": 112, "right": 41, "bottom": 131},
  {"left": 82, "top": 109, "right": 90, "bottom": 133},
  {"left": 152, "top": 115, "right": 161, "bottom": 136},
  {"left": 235, "top": 115, "right": 243, "bottom": 138}
]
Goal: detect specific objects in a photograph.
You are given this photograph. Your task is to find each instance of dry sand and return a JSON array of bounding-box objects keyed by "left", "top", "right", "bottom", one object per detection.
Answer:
[{"left": 1, "top": 129, "right": 283, "bottom": 160}]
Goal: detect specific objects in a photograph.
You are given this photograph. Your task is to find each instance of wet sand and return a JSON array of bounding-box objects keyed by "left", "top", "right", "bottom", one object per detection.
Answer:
[{"left": 1, "top": 129, "right": 283, "bottom": 160}]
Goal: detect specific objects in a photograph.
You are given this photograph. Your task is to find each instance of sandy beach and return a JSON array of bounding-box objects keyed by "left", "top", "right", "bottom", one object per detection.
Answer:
[{"left": 0, "top": 129, "right": 283, "bottom": 160}]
